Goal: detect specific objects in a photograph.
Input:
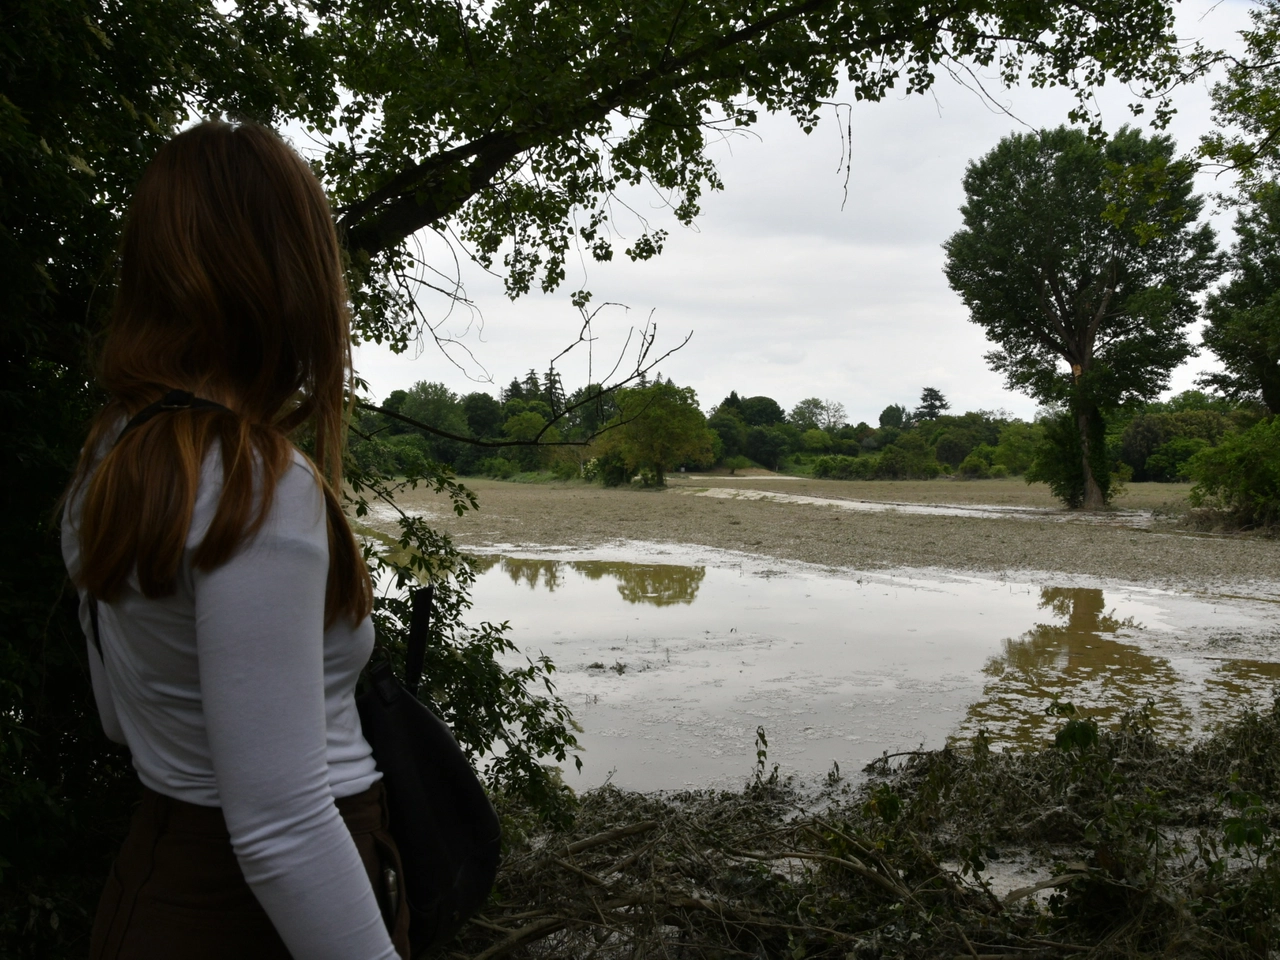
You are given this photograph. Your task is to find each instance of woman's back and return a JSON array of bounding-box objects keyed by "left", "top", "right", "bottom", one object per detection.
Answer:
[{"left": 65, "top": 121, "right": 405, "bottom": 959}]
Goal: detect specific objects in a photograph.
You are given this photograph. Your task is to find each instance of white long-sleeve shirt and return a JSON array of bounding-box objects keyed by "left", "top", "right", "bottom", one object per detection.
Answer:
[{"left": 62, "top": 439, "right": 398, "bottom": 960}]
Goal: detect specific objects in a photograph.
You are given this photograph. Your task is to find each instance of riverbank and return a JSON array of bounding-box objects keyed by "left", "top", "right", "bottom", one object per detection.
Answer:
[{"left": 382, "top": 474, "right": 1280, "bottom": 595}]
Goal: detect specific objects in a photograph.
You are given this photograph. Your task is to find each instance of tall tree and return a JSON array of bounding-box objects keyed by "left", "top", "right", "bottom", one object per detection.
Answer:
[
  {"left": 461, "top": 391, "right": 506, "bottom": 438},
  {"left": 790, "top": 398, "right": 826, "bottom": 431},
  {"left": 601, "top": 381, "right": 715, "bottom": 484},
  {"left": 542, "top": 368, "right": 566, "bottom": 416},
  {"left": 944, "top": 126, "right": 1219, "bottom": 509},
  {"left": 879, "top": 404, "right": 908, "bottom": 429},
  {"left": 819, "top": 399, "right": 848, "bottom": 430},
  {"left": 740, "top": 395, "right": 786, "bottom": 427},
  {"left": 1200, "top": 182, "right": 1280, "bottom": 412},
  {"left": 915, "top": 387, "right": 950, "bottom": 420}
]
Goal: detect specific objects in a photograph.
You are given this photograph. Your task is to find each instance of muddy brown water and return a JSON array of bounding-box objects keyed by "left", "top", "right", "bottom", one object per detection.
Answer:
[{"left": 456, "top": 544, "right": 1280, "bottom": 791}]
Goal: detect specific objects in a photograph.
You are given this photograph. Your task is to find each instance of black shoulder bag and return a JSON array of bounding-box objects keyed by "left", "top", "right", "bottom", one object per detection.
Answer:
[
  {"left": 89, "top": 390, "right": 501, "bottom": 957},
  {"left": 357, "top": 585, "right": 502, "bottom": 957}
]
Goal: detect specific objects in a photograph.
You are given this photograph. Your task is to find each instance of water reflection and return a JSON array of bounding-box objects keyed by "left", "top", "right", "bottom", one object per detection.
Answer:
[
  {"left": 961, "top": 587, "right": 1188, "bottom": 744},
  {"left": 460, "top": 552, "right": 1280, "bottom": 789},
  {"left": 469, "top": 556, "right": 705, "bottom": 606}
]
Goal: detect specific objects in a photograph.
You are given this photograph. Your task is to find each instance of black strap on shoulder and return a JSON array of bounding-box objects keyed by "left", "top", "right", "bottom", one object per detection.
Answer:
[
  {"left": 117, "top": 389, "right": 232, "bottom": 442},
  {"left": 89, "top": 596, "right": 103, "bottom": 659},
  {"left": 88, "top": 389, "right": 232, "bottom": 662},
  {"left": 405, "top": 585, "right": 434, "bottom": 697}
]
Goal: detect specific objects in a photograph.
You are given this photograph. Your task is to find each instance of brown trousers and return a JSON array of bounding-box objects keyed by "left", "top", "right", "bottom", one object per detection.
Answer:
[{"left": 89, "top": 781, "right": 411, "bottom": 959}]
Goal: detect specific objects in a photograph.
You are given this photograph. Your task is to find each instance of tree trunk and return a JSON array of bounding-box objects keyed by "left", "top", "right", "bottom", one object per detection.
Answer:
[{"left": 1077, "top": 408, "right": 1105, "bottom": 511}]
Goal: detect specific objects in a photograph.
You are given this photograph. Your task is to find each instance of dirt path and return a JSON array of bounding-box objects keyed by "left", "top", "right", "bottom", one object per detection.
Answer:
[{"left": 375, "top": 474, "right": 1280, "bottom": 594}]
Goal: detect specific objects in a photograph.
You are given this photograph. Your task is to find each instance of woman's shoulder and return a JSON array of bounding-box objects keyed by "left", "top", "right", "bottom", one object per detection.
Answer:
[{"left": 191, "top": 446, "right": 327, "bottom": 549}]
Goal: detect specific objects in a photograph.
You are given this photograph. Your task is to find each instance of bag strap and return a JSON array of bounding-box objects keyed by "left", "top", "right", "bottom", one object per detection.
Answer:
[
  {"left": 405, "top": 585, "right": 434, "bottom": 697},
  {"left": 87, "top": 389, "right": 233, "bottom": 662},
  {"left": 117, "top": 389, "right": 231, "bottom": 441}
]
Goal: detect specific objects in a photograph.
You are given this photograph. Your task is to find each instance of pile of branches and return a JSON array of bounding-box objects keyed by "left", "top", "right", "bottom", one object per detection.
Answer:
[
  {"left": 448, "top": 697, "right": 1280, "bottom": 959},
  {"left": 452, "top": 778, "right": 1040, "bottom": 960}
]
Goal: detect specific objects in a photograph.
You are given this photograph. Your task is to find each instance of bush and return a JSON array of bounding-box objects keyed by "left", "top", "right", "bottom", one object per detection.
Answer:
[
  {"left": 989, "top": 464, "right": 1009, "bottom": 478},
  {"left": 991, "top": 421, "right": 1042, "bottom": 475},
  {"left": 935, "top": 429, "right": 978, "bottom": 467},
  {"left": 1144, "top": 436, "right": 1209, "bottom": 482},
  {"left": 1120, "top": 411, "right": 1229, "bottom": 481},
  {"left": 596, "top": 450, "right": 630, "bottom": 487},
  {"left": 800, "top": 428, "right": 832, "bottom": 452},
  {"left": 812, "top": 454, "right": 875, "bottom": 480},
  {"left": 476, "top": 457, "right": 519, "bottom": 479},
  {"left": 1026, "top": 409, "right": 1115, "bottom": 508},
  {"left": 875, "top": 434, "right": 940, "bottom": 479},
  {"left": 958, "top": 453, "right": 990, "bottom": 478},
  {"left": 1185, "top": 417, "right": 1280, "bottom": 527}
]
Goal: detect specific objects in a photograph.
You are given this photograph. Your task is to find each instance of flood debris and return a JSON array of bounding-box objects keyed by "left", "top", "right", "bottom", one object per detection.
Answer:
[{"left": 451, "top": 697, "right": 1280, "bottom": 959}]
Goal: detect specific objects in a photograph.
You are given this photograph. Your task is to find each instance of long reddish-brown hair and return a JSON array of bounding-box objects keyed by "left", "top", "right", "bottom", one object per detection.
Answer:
[{"left": 71, "top": 120, "right": 371, "bottom": 626}]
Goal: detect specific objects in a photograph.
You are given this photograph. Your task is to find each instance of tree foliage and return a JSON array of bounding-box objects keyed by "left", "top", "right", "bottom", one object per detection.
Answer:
[
  {"left": 915, "top": 387, "right": 950, "bottom": 420},
  {"left": 1201, "top": 182, "right": 1280, "bottom": 413},
  {"left": 312, "top": 0, "right": 1190, "bottom": 335},
  {"left": 1200, "top": 0, "right": 1280, "bottom": 186},
  {"left": 944, "top": 126, "right": 1218, "bottom": 508},
  {"left": 739, "top": 395, "right": 787, "bottom": 427},
  {"left": 879, "top": 404, "right": 908, "bottom": 429},
  {"left": 600, "top": 382, "right": 715, "bottom": 484},
  {"left": 1025, "top": 408, "right": 1114, "bottom": 508},
  {"left": 1186, "top": 417, "right": 1280, "bottom": 528}
]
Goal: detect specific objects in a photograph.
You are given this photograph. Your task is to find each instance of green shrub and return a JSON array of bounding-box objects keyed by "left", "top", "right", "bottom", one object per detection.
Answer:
[
  {"left": 1186, "top": 417, "right": 1280, "bottom": 527},
  {"left": 1026, "top": 410, "right": 1115, "bottom": 508},
  {"left": 1121, "top": 410, "right": 1230, "bottom": 481},
  {"left": 958, "top": 450, "right": 991, "bottom": 478},
  {"left": 989, "top": 464, "right": 1009, "bottom": 478},
  {"left": 1144, "top": 436, "right": 1209, "bottom": 482},
  {"left": 812, "top": 454, "right": 876, "bottom": 480},
  {"left": 991, "top": 420, "right": 1043, "bottom": 475},
  {"left": 477, "top": 456, "right": 519, "bottom": 479},
  {"left": 597, "top": 450, "right": 630, "bottom": 487}
]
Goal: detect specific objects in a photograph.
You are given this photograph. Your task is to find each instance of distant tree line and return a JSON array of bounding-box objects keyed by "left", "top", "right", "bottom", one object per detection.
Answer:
[{"left": 355, "top": 374, "right": 1275, "bottom": 519}]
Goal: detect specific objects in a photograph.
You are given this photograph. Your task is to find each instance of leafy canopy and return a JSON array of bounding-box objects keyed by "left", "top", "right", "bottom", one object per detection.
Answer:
[
  {"left": 944, "top": 125, "right": 1218, "bottom": 410},
  {"left": 1201, "top": 182, "right": 1280, "bottom": 413},
  {"left": 304, "top": 0, "right": 1189, "bottom": 349},
  {"left": 601, "top": 381, "right": 715, "bottom": 483}
]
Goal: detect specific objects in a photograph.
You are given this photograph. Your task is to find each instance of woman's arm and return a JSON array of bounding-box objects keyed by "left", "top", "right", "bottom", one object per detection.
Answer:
[{"left": 194, "top": 461, "right": 397, "bottom": 960}]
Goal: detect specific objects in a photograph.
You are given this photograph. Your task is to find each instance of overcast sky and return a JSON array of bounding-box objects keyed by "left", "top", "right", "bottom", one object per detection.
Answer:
[{"left": 353, "top": 0, "right": 1257, "bottom": 426}]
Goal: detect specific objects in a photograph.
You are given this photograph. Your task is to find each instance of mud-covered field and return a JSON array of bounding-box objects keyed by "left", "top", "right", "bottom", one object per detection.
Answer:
[{"left": 384, "top": 474, "right": 1280, "bottom": 594}]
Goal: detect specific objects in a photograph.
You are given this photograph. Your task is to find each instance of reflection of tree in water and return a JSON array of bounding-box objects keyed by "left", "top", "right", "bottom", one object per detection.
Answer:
[
  {"left": 484, "top": 557, "right": 571, "bottom": 592},
  {"left": 474, "top": 557, "right": 705, "bottom": 606},
  {"left": 572, "top": 561, "right": 705, "bottom": 606},
  {"left": 959, "top": 587, "right": 1189, "bottom": 747}
]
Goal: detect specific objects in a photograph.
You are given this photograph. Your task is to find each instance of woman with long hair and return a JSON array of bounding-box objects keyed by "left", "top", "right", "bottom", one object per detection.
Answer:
[{"left": 62, "top": 121, "right": 407, "bottom": 959}]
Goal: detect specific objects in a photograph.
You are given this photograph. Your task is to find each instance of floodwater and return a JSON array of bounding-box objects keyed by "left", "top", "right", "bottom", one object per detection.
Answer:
[{"left": 462, "top": 544, "right": 1280, "bottom": 791}]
